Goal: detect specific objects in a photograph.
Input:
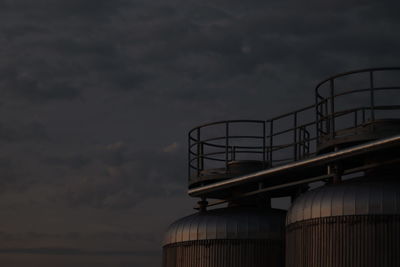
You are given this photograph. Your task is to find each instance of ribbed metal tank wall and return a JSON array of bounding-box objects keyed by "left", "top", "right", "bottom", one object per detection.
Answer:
[
  {"left": 163, "top": 207, "right": 286, "bottom": 267},
  {"left": 285, "top": 178, "right": 400, "bottom": 267}
]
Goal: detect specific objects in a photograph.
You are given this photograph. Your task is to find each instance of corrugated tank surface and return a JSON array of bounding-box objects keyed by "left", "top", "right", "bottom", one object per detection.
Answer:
[
  {"left": 163, "top": 207, "right": 286, "bottom": 267},
  {"left": 286, "top": 178, "right": 400, "bottom": 267}
]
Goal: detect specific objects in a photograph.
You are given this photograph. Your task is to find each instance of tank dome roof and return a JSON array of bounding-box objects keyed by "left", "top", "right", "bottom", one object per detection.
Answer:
[
  {"left": 287, "top": 179, "right": 400, "bottom": 225},
  {"left": 163, "top": 207, "right": 285, "bottom": 246}
]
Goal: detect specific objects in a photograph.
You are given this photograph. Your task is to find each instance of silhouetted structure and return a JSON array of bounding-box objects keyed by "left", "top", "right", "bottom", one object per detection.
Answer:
[
  {"left": 286, "top": 175, "right": 400, "bottom": 267},
  {"left": 163, "top": 68, "right": 400, "bottom": 267},
  {"left": 163, "top": 207, "right": 285, "bottom": 267}
]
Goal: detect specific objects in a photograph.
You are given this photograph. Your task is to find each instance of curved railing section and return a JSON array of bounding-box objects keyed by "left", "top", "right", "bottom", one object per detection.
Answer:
[
  {"left": 189, "top": 67, "right": 400, "bottom": 186},
  {"left": 188, "top": 111, "right": 316, "bottom": 185},
  {"left": 188, "top": 120, "right": 266, "bottom": 183},
  {"left": 316, "top": 67, "right": 400, "bottom": 151}
]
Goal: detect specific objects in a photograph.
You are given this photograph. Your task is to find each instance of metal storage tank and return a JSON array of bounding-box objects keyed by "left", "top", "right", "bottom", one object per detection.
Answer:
[
  {"left": 286, "top": 175, "right": 400, "bottom": 267},
  {"left": 163, "top": 206, "right": 286, "bottom": 267}
]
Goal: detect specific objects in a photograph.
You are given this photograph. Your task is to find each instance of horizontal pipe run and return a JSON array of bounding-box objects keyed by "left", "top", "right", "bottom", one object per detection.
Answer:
[
  {"left": 200, "top": 157, "right": 400, "bottom": 209},
  {"left": 188, "top": 134, "right": 400, "bottom": 197}
]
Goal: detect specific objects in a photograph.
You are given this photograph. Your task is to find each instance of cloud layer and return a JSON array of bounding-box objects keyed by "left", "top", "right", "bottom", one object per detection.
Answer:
[{"left": 0, "top": 0, "right": 399, "bottom": 266}]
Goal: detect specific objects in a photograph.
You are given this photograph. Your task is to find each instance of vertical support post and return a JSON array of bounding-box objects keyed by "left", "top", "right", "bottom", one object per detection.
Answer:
[
  {"left": 293, "top": 112, "right": 298, "bottom": 161},
  {"left": 297, "top": 127, "right": 303, "bottom": 158},
  {"left": 315, "top": 92, "right": 319, "bottom": 145},
  {"left": 330, "top": 79, "right": 335, "bottom": 139},
  {"left": 325, "top": 99, "right": 329, "bottom": 134},
  {"left": 269, "top": 120, "right": 274, "bottom": 165},
  {"left": 333, "top": 168, "right": 342, "bottom": 184},
  {"left": 362, "top": 108, "right": 366, "bottom": 123},
  {"left": 328, "top": 162, "right": 343, "bottom": 184},
  {"left": 200, "top": 142, "right": 204, "bottom": 170},
  {"left": 197, "top": 128, "right": 201, "bottom": 176},
  {"left": 225, "top": 122, "right": 229, "bottom": 171},
  {"left": 354, "top": 109, "right": 358, "bottom": 129},
  {"left": 303, "top": 127, "right": 306, "bottom": 156},
  {"left": 370, "top": 71, "right": 375, "bottom": 124},
  {"left": 188, "top": 131, "right": 191, "bottom": 180},
  {"left": 198, "top": 197, "right": 208, "bottom": 212},
  {"left": 262, "top": 121, "right": 266, "bottom": 168}
]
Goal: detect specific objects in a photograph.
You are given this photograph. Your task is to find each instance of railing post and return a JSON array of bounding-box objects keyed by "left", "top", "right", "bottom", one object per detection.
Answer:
[
  {"left": 298, "top": 127, "right": 301, "bottom": 158},
  {"left": 362, "top": 108, "right": 366, "bottom": 124},
  {"left": 197, "top": 128, "right": 201, "bottom": 176},
  {"left": 188, "top": 132, "right": 191, "bottom": 181},
  {"left": 303, "top": 127, "right": 306, "bottom": 156},
  {"left": 354, "top": 109, "right": 358, "bottom": 129},
  {"left": 225, "top": 122, "right": 229, "bottom": 171},
  {"left": 188, "top": 132, "right": 192, "bottom": 181},
  {"left": 325, "top": 99, "right": 329, "bottom": 134},
  {"left": 200, "top": 142, "right": 204, "bottom": 170},
  {"left": 299, "top": 127, "right": 304, "bottom": 158},
  {"left": 315, "top": 92, "right": 319, "bottom": 145},
  {"left": 269, "top": 120, "right": 274, "bottom": 165},
  {"left": 370, "top": 71, "right": 375, "bottom": 123},
  {"left": 262, "top": 121, "right": 266, "bottom": 168},
  {"left": 330, "top": 79, "right": 335, "bottom": 139},
  {"left": 293, "top": 112, "right": 298, "bottom": 161}
]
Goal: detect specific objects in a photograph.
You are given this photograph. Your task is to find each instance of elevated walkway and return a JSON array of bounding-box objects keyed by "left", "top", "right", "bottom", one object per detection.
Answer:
[{"left": 188, "top": 68, "right": 400, "bottom": 201}]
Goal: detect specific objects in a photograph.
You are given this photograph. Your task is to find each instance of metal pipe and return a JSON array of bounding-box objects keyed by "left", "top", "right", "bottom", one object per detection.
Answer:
[
  {"left": 203, "top": 157, "right": 400, "bottom": 208},
  {"left": 188, "top": 134, "right": 400, "bottom": 196},
  {"left": 203, "top": 173, "right": 334, "bottom": 208}
]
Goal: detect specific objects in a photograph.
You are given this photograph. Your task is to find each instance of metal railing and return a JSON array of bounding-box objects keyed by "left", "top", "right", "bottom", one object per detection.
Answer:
[
  {"left": 189, "top": 67, "right": 400, "bottom": 183},
  {"left": 316, "top": 67, "right": 400, "bottom": 146},
  {"left": 188, "top": 109, "right": 316, "bottom": 181},
  {"left": 188, "top": 120, "right": 267, "bottom": 179}
]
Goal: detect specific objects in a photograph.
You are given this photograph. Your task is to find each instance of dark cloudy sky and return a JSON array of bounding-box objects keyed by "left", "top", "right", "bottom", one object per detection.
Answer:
[{"left": 0, "top": 0, "right": 399, "bottom": 266}]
